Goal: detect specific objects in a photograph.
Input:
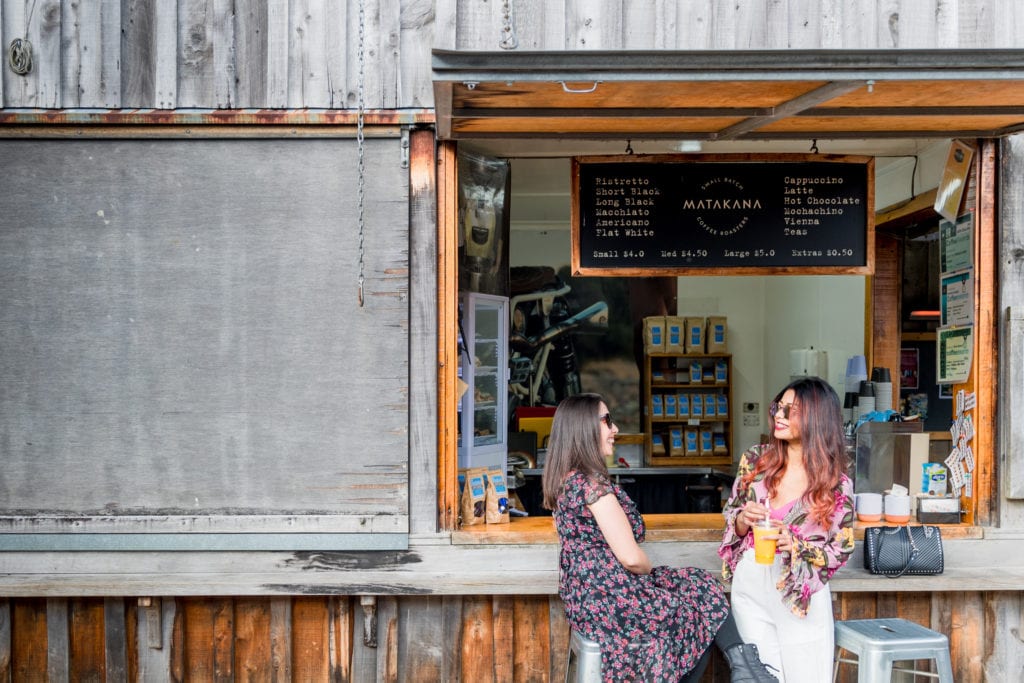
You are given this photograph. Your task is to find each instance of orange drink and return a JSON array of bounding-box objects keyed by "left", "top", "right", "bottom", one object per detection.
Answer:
[{"left": 752, "top": 523, "right": 778, "bottom": 565}]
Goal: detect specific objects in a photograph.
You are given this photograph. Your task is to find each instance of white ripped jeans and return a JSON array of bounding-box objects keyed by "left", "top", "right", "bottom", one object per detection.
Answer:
[{"left": 729, "top": 550, "right": 834, "bottom": 683}]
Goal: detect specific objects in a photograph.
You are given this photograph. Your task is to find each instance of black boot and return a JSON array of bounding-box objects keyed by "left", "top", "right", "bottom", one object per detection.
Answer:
[{"left": 724, "top": 643, "right": 778, "bottom": 682}]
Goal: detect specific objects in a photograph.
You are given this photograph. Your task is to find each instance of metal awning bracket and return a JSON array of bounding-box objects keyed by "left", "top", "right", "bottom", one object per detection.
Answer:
[{"left": 560, "top": 81, "right": 601, "bottom": 94}]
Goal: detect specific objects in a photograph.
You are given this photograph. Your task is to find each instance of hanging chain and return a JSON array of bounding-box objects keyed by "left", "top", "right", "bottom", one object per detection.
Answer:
[
  {"left": 499, "top": 0, "right": 518, "bottom": 50},
  {"left": 7, "top": 0, "right": 38, "bottom": 76},
  {"left": 356, "top": 0, "right": 367, "bottom": 307}
]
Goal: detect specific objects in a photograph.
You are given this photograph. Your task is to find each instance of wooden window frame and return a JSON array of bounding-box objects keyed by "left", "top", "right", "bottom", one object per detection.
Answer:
[{"left": 437, "top": 139, "right": 998, "bottom": 533}]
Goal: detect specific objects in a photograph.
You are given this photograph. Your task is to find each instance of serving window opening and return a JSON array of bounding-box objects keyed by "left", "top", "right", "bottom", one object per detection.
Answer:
[{"left": 444, "top": 137, "right": 994, "bottom": 536}]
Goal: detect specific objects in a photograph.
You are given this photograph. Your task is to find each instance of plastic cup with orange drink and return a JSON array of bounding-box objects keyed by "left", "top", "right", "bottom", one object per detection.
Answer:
[{"left": 752, "top": 519, "right": 779, "bottom": 565}]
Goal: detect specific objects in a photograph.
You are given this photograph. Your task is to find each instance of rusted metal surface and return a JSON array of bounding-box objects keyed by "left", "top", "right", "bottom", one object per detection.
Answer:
[{"left": 0, "top": 108, "right": 434, "bottom": 127}]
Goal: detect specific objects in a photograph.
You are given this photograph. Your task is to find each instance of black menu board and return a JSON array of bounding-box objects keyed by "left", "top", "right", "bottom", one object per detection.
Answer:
[{"left": 571, "top": 154, "right": 874, "bottom": 275}]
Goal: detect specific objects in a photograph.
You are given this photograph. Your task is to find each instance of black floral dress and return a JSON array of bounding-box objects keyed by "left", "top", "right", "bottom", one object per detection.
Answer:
[{"left": 554, "top": 471, "right": 730, "bottom": 682}]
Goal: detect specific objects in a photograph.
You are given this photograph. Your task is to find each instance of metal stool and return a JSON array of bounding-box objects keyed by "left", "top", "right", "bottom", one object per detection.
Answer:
[
  {"left": 833, "top": 618, "right": 954, "bottom": 683},
  {"left": 565, "top": 629, "right": 602, "bottom": 683}
]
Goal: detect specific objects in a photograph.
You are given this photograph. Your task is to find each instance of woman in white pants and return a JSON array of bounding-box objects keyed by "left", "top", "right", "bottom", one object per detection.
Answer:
[{"left": 718, "top": 377, "right": 856, "bottom": 682}]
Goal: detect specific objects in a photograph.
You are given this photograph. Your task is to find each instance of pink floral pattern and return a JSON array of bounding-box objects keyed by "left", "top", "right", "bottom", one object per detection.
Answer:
[
  {"left": 555, "top": 471, "right": 729, "bottom": 681},
  {"left": 718, "top": 444, "right": 856, "bottom": 617}
]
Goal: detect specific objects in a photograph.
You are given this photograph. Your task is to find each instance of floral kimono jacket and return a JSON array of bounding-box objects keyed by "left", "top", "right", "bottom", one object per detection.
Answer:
[{"left": 718, "top": 444, "right": 856, "bottom": 617}]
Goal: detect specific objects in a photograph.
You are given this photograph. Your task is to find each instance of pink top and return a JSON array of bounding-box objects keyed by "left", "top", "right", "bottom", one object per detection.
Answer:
[{"left": 769, "top": 498, "right": 798, "bottom": 521}]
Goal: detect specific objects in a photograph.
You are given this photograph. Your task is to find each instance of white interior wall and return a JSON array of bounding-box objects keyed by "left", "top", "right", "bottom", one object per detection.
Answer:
[{"left": 675, "top": 276, "right": 768, "bottom": 454}]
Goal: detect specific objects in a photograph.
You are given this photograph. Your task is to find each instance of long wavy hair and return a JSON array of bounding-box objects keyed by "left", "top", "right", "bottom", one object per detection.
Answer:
[
  {"left": 742, "top": 377, "right": 847, "bottom": 527},
  {"left": 541, "top": 393, "right": 609, "bottom": 510}
]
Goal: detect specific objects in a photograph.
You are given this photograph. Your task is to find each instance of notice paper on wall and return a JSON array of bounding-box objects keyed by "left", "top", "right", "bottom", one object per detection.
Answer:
[
  {"left": 936, "top": 326, "right": 973, "bottom": 384},
  {"left": 945, "top": 388, "right": 977, "bottom": 497},
  {"left": 940, "top": 269, "right": 974, "bottom": 327},
  {"left": 939, "top": 213, "right": 974, "bottom": 274}
]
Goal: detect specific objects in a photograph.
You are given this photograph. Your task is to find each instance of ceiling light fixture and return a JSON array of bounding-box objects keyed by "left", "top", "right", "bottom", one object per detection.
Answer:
[{"left": 909, "top": 310, "right": 941, "bottom": 320}]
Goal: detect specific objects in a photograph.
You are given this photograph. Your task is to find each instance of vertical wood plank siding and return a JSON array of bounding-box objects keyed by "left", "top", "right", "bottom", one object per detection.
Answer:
[
  {"left": 0, "top": 593, "right": 1009, "bottom": 681},
  {"left": 5, "top": 1, "right": 1024, "bottom": 109},
  {"left": 446, "top": 0, "right": 1024, "bottom": 52},
  {"left": 0, "top": 0, "right": 433, "bottom": 109}
]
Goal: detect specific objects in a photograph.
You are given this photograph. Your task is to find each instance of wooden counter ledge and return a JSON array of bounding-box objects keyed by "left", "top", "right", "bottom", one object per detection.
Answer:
[{"left": 452, "top": 514, "right": 982, "bottom": 545}]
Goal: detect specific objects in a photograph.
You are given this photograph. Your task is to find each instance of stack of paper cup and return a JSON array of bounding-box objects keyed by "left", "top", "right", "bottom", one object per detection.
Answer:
[
  {"left": 872, "top": 367, "right": 893, "bottom": 412},
  {"left": 843, "top": 392, "right": 858, "bottom": 423},
  {"left": 858, "top": 380, "right": 876, "bottom": 418},
  {"left": 845, "top": 355, "right": 868, "bottom": 395}
]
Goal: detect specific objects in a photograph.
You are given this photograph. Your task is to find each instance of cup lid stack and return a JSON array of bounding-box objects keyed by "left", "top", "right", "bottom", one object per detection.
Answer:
[
  {"left": 845, "top": 355, "right": 867, "bottom": 395},
  {"left": 857, "top": 380, "right": 875, "bottom": 418},
  {"left": 871, "top": 367, "right": 893, "bottom": 412}
]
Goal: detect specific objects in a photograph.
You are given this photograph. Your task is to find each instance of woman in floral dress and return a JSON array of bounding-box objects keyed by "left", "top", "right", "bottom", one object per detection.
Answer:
[
  {"left": 718, "top": 377, "right": 856, "bottom": 682},
  {"left": 543, "top": 393, "right": 776, "bottom": 682}
]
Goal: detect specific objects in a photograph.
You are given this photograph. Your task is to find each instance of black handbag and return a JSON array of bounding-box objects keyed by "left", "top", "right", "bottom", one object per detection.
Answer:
[{"left": 863, "top": 525, "right": 944, "bottom": 578}]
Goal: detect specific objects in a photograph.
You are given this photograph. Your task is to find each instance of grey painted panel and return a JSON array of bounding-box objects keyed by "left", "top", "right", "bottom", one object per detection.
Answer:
[
  {"left": 0, "top": 139, "right": 409, "bottom": 524},
  {"left": 0, "top": 533, "right": 409, "bottom": 551},
  {"left": 0, "top": 538, "right": 1021, "bottom": 596}
]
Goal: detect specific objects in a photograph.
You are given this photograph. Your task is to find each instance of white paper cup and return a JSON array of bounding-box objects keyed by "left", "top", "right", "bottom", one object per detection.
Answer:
[
  {"left": 884, "top": 494, "right": 911, "bottom": 523},
  {"left": 856, "top": 493, "right": 882, "bottom": 522}
]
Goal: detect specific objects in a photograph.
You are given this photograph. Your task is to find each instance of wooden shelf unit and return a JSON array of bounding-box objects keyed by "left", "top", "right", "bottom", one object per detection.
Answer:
[{"left": 643, "top": 352, "right": 733, "bottom": 469}]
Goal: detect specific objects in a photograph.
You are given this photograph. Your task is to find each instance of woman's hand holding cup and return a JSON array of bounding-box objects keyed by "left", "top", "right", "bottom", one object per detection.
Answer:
[
  {"left": 738, "top": 501, "right": 771, "bottom": 536},
  {"left": 773, "top": 525, "right": 793, "bottom": 553}
]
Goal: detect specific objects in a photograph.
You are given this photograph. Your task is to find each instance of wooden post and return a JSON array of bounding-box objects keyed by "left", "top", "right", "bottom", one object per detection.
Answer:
[
  {"left": 971, "top": 140, "right": 999, "bottom": 526},
  {"left": 437, "top": 140, "right": 461, "bottom": 530},
  {"left": 410, "top": 126, "right": 441, "bottom": 536}
]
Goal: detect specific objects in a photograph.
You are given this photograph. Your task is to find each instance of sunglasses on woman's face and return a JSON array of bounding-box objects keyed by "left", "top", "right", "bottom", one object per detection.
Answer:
[
  {"left": 599, "top": 413, "right": 614, "bottom": 428},
  {"left": 770, "top": 402, "right": 797, "bottom": 419}
]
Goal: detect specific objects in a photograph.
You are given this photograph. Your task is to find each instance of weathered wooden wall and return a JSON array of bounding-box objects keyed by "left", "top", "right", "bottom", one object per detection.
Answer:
[
  {"left": 0, "top": 592, "right": 1015, "bottom": 681},
  {"left": 5, "top": 1, "right": 1024, "bottom": 112},
  {"left": 0, "top": 0, "right": 435, "bottom": 110},
  {"left": 1000, "top": 134, "right": 1024, "bottom": 528},
  {"left": 438, "top": 0, "right": 1024, "bottom": 51}
]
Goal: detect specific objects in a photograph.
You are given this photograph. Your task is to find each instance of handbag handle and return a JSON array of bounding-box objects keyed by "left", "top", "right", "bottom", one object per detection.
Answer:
[{"left": 882, "top": 525, "right": 919, "bottom": 579}]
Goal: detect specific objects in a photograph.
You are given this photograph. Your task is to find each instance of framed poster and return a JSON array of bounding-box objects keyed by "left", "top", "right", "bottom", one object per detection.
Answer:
[{"left": 900, "top": 348, "right": 919, "bottom": 390}]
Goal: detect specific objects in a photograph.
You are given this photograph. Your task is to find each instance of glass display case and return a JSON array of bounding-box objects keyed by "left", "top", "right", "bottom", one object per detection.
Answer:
[{"left": 458, "top": 292, "right": 509, "bottom": 471}]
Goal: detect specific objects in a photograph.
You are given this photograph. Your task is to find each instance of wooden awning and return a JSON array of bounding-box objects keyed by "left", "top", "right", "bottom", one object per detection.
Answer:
[{"left": 432, "top": 49, "right": 1024, "bottom": 140}]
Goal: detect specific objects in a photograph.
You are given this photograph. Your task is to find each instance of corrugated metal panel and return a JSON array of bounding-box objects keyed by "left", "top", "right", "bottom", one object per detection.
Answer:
[{"left": 0, "top": 137, "right": 410, "bottom": 550}]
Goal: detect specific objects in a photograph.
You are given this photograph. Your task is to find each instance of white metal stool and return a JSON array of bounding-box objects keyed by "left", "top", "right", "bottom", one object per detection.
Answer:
[
  {"left": 833, "top": 618, "right": 954, "bottom": 683},
  {"left": 565, "top": 629, "right": 602, "bottom": 683}
]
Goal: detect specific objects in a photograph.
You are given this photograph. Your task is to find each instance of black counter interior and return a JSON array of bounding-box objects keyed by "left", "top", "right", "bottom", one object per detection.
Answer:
[{"left": 513, "top": 469, "right": 734, "bottom": 516}]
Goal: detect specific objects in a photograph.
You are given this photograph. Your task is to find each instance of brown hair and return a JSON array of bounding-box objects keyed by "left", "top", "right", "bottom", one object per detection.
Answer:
[
  {"left": 541, "top": 393, "right": 609, "bottom": 510},
  {"left": 742, "top": 377, "right": 848, "bottom": 527}
]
